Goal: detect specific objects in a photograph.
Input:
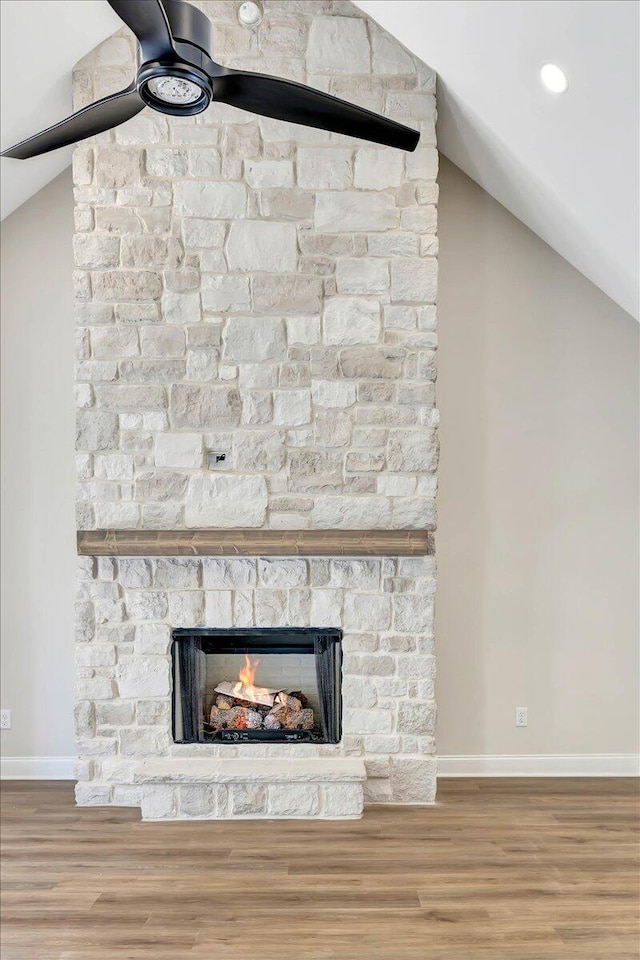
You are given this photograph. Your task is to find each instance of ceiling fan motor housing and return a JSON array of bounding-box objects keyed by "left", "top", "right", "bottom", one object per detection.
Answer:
[{"left": 137, "top": 0, "right": 214, "bottom": 116}]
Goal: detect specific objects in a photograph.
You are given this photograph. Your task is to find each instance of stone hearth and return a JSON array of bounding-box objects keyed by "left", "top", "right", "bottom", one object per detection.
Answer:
[{"left": 73, "top": 1, "right": 438, "bottom": 819}]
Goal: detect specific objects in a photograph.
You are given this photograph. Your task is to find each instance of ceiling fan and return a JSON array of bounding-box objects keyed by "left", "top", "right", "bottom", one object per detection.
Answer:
[{"left": 1, "top": 0, "right": 420, "bottom": 160}]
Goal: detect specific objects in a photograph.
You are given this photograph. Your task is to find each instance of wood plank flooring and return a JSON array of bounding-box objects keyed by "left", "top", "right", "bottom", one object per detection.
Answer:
[{"left": 1, "top": 778, "right": 638, "bottom": 959}]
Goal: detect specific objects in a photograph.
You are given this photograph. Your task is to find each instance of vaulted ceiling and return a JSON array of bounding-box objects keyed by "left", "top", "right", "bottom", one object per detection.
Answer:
[{"left": 1, "top": 0, "right": 638, "bottom": 318}]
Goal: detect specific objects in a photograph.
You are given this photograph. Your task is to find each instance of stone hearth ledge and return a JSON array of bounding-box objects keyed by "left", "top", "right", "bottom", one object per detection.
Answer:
[{"left": 133, "top": 757, "right": 366, "bottom": 821}]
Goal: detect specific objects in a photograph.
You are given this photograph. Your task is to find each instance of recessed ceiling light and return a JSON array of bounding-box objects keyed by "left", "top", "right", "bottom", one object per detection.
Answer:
[{"left": 540, "top": 63, "right": 569, "bottom": 94}]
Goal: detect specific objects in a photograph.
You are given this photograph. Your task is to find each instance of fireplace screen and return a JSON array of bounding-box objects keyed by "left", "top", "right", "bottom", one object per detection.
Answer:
[{"left": 172, "top": 628, "right": 342, "bottom": 744}]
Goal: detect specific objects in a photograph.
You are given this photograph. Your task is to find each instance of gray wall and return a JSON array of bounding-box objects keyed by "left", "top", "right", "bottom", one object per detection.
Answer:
[
  {"left": 1, "top": 170, "right": 76, "bottom": 762},
  {"left": 1, "top": 160, "right": 638, "bottom": 765},
  {"left": 436, "top": 157, "right": 639, "bottom": 758}
]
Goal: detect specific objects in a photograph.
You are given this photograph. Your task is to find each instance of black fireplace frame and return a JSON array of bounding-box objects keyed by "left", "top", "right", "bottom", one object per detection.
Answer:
[{"left": 171, "top": 627, "right": 343, "bottom": 745}]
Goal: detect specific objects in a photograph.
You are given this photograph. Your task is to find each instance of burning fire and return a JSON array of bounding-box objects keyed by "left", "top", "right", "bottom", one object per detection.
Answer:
[{"left": 232, "top": 654, "right": 270, "bottom": 704}]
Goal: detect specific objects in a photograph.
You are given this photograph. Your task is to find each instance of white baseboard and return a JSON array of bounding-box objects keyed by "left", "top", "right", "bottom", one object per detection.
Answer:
[
  {"left": 438, "top": 754, "right": 640, "bottom": 777},
  {"left": 1, "top": 756, "right": 75, "bottom": 780},
  {"left": 2, "top": 754, "right": 638, "bottom": 781}
]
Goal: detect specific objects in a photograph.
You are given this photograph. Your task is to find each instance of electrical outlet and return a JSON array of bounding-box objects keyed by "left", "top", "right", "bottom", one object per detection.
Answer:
[
  {"left": 0, "top": 710, "right": 11, "bottom": 730},
  {"left": 515, "top": 707, "right": 528, "bottom": 727}
]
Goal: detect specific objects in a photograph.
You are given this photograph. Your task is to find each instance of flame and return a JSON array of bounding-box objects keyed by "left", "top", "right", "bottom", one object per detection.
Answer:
[{"left": 232, "top": 654, "right": 265, "bottom": 703}]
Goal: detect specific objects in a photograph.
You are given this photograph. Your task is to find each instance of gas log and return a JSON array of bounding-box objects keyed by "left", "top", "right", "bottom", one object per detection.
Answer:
[{"left": 208, "top": 686, "right": 315, "bottom": 733}]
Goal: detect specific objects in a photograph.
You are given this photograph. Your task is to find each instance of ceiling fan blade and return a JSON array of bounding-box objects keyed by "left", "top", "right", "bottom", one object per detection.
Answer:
[
  {"left": 1, "top": 83, "right": 144, "bottom": 159},
  {"left": 107, "top": 0, "right": 175, "bottom": 60},
  {"left": 211, "top": 70, "right": 420, "bottom": 152}
]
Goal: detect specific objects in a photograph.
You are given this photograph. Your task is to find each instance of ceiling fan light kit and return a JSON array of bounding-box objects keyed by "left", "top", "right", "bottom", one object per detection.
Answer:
[{"left": 1, "top": 0, "right": 419, "bottom": 160}]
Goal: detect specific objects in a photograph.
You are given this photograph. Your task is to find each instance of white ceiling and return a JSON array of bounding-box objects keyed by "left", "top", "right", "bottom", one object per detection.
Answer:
[
  {"left": 357, "top": 0, "right": 639, "bottom": 319},
  {"left": 0, "top": 1, "right": 120, "bottom": 220},
  {"left": 1, "top": 0, "right": 638, "bottom": 318}
]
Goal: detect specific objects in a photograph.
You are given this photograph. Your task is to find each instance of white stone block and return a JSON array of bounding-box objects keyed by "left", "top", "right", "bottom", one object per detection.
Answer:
[
  {"left": 377, "top": 475, "right": 416, "bottom": 497},
  {"left": 335, "top": 259, "right": 389, "bottom": 295},
  {"left": 112, "top": 786, "right": 142, "bottom": 807},
  {"left": 74, "top": 678, "right": 116, "bottom": 700},
  {"left": 397, "top": 702, "right": 436, "bottom": 737},
  {"left": 141, "top": 785, "right": 178, "bottom": 820},
  {"left": 258, "top": 559, "right": 307, "bottom": 588},
  {"left": 75, "top": 783, "right": 112, "bottom": 806},
  {"left": 311, "top": 380, "right": 356, "bottom": 408},
  {"left": 268, "top": 784, "right": 320, "bottom": 817},
  {"left": 182, "top": 219, "right": 226, "bottom": 249},
  {"left": 393, "top": 595, "right": 434, "bottom": 633},
  {"left": 309, "top": 589, "right": 342, "bottom": 626},
  {"left": 322, "top": 783, "right": 363, "bottom": 817},
  {"left": 226, "top": 221, "right": 297, "bottom": 273},
  {"left": 401, "top": 205, "right": 437, "bottom": 233},
  {"left": 76, "top": 645, "right": 116, "bottom": 667},
  {"left": 116, "top": 658, "right": 170, "bottom": 698},
  {"left": 94, "top": 456, "right": 134, "bottom": 481},
  {"left": 230, "top": 783, "right": 267, "bottom": 816},
  {"left": 344, "top": 593, "right": 391, "bottom": 631},
  {"left": 161, "top": 291, "right": 201, "bottom": 324},
  {"left": 387, "top": 430, "right": 438, "bottom": 472},
  {"left": 390, "top": 757, "right": 437, "bottom": 803},
  {"left": 273, "top": 390, "right": 311, "bottom": 426},
  {"left": 343, "top": 707, "right": 392, "bottom": 734},
  {"left": 76, "top": 412, "right": 118, "bottom": 451},
  {"left": 145, "top": 148, "right": 188, "bottom": 177},
  {"left": 120, "top": 728, "right": 170, "bottom": 757},
  {"left": 223, "top": 317, "right": 286, "bottom": 362},
  {"left": 370, "top": 25, "right": 416, "bottom": 75},
  {"left": 167, "top": 590, "right": 204, "bottom": 627},
  {"left": 201, "top": 275, "right": 250, "bottom": 313},
  {"left": 154, "top": 558, "right": 200, "bottom": 589},
  {"left": 174, "top": 181, "right": 246, "bottom": 218},
  {"left": 245, "top": 160, "right": 293, "bottom": 188},
  {"left": 75, "top": 384, "right": 93, "bottom": 409},
  {"left": 202, "top": 558, "right": 257, "bottom": 589},
  {"left": 156, "top": 433, "right": 202, "bottom": 468},
  {"left": 254, "top": 589, "right": 287, "bottom": 627},
  {"left": 354, "top": 148, "right": 404, "bottom": 189},
  {"left": 406, "top": 146, "right": 439, "bottom": 181},
  {"left": 329, "top": 559, "right": 381, "bottom": 590},
  {"left": 204, "top": 591, "right": 234, "bottom": 627},
  {"left": 297, "top": 148, "right": 352, "bottom": 189},
  {"left": 307, "top": 17, "right": 370, "bottom": 74},
  {"left": 391, "top": 258, "right": 438, "bottom": 303},
  {"left": 363, "top": 778, "right": 393, "bottom": 803},
  {"left": 312, "top": 496, "right": 391, "bottom": 529},
  {"left": 135, "top": 623, "right": 171, "bottom": 655},
  {"left": 286, "top": 315, "right": 320, "bottom": 345},
  {"left": 170, "top": 384, "right": 241, "bottom": 429},
  {"left": 139, "top": 326, "right": 185, "bottom": 358},
  {"left": 323, "top": 298, "right": 380, "bottom": 345},
  {"left": 315, "top": 192, "right": 397, "bottom": 232},
  {"left": 392, "top": 497, "right": 436, "bottom": 529},
  {"left": 118, "top": 559, "right": 152, "bottom": 589},
  {"left": 179, "top": 785, "right": 220, "bottom": 818},
  {"left": 342, "top": 676, "right": 376, "bottom": 708},
  {"left": 186, "top": 474, "right": 267, "bottom": 527},
  {"left": 73, "top": 234, "right": 120, "bottom": 268}
]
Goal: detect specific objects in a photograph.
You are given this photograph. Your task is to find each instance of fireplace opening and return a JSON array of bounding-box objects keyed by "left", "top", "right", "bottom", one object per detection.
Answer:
[{"left": 172, "top": 628, "right": 342, "bottom": 745}]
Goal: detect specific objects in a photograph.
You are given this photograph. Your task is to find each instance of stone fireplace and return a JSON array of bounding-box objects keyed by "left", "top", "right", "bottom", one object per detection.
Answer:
[{"left": 73, "top": 0, "right": 438, "bottom": 819}]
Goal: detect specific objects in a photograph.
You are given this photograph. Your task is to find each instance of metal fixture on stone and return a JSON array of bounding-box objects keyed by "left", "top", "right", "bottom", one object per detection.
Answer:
[{"left": 238, "top": 1, "right": 262, "bottom": 27}]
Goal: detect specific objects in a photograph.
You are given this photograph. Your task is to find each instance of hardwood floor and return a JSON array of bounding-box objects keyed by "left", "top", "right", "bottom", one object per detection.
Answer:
[{"left": 1, "top": 778, "right": 638, "bottom": 960}]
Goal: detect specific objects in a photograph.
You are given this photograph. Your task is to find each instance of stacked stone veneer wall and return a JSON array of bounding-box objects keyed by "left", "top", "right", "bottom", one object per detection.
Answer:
[
  {"left": 73, "top": 0, "right": 438, "bottom": 809},
  {"left": 75, "top": 555, "right": 436, "bottom": 807}
]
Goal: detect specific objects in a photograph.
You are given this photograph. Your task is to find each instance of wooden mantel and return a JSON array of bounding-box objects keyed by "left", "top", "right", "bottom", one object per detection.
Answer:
[{"left": 76, "top": 529, "right": 434, "bottom": 557}]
